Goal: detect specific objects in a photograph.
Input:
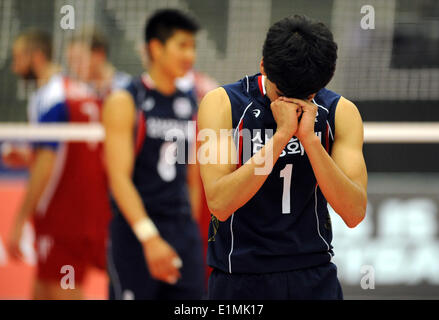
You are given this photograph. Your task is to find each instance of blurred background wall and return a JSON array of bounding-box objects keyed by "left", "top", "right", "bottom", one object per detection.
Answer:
[{"left": 0, "top": 0, "right": 438, "bottom": 299}]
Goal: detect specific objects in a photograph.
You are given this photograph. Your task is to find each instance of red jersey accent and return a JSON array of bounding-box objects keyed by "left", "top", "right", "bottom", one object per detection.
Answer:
[
  {"left": 257, "top": 75, "right": 264, "bottom": 97},
  {"left": 33, "top": 79, "right": 111, "bottom": 242},
  {"left": 135, "top": 110, "right": 147, "bottom": 156}
]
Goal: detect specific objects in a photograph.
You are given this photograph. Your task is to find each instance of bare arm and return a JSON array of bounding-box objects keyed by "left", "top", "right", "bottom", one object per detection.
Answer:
[
  {"left": 198, "top": 88, "right": 301, "bottom": 221},
  {"left": 8, "top": 148, "right": 55, "bottom": 259},
  {"left": 187, "top": 161, "right": 202, "bottom": 222},
  {"left": 103, "top": 90, "right": 181, "bottom": 284},
  {"left": 103, "top": 90, "right": 149, "bottom": 227},
  {"left": 290, "top": 96, "right": 368, "bottom": 228}
]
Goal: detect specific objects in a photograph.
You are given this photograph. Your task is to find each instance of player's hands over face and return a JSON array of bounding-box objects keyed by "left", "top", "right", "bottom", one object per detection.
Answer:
[
  {"left": 271, "top": 97, "right": 302, "bottom": 139},
  {"left": 142, "top": 236, "right": 182, "bottom": 285},
  {"left": 279, "top": 97, "right": 317, "bottom": 144}
]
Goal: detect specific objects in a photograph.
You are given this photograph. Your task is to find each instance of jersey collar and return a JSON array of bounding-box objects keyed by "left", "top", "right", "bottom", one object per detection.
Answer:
[
  {"left": 257, "top": 75, "right": 267, "bottom": 97},
  {"left": 141, "top": 73, "right": 156, "bottom": 90},
  {"left": 252, "top": 74, "right": 271, "bottom": 107}
]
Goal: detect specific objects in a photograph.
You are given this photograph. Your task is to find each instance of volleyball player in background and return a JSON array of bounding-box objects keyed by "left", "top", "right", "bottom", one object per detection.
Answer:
[
  {"left": 7, "top": 29, "right": 128, "bottom": 299},
  {"left": 67, "top": 28, "right": 131, "bottom": 98},
  {"left": 103, "top": 9, "right": 204, "bottom": 300},
  {"left": 1, "top": 31, "right": 60, "bottom": 168}
]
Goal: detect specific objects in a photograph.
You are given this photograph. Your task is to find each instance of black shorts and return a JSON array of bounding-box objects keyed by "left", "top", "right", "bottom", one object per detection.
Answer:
[
  {"left": 108, "top": 213, "right": 205, "bottom": 300},
  {"left": 208, "top": 262, "right": 343, "bottom": 300}
]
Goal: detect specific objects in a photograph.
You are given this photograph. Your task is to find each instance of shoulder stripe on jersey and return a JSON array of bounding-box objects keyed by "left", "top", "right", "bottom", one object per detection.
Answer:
[
  {"left": 233, "top": 102, "right": 253, "bottom": 141},
  {"left": 135, "top": 110, "right": 146, "bottom": 155},
  {"left": 245, "top": 75, "right": 249, "bottom": 93},
  {"left": 257, "top": 75, "right": 266, "bottom": 97},
  {"left": 326, "top": 120, "right": 334, "bottom": 141},
  {"left": 312, "top": 98, "right": 329, "bottom": 113},
  {"left": 141, "top": 73, "right": 155, "bottom": 90}
]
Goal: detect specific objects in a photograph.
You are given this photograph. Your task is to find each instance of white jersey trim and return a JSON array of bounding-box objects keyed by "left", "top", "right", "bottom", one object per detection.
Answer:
[
  {"left": 312, "top": 98, "right": 329, "bottom": 113},
  {"left": 228, "top": 101, "right": 253, "bottom": 273},
  {"left": 107, "top": 240, "right": 123, "bottom": 300},
  {"left": 314, "top": 185, "right": 333, "bottom": 260}
]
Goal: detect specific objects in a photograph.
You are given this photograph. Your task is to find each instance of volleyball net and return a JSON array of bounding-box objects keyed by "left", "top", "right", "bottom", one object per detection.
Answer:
[{"left": 0, "top": 122, "right": 439, "bottom": 143}]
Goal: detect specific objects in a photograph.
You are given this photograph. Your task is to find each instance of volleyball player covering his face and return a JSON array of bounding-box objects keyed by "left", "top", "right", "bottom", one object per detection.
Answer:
[{"left": 198, "top": 15, "right": 368, "bottom": 299}]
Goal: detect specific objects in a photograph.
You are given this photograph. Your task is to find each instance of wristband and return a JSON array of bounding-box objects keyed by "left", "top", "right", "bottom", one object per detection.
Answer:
[{"left": 133, "top": 218, "right": 159, "bottom": 242}]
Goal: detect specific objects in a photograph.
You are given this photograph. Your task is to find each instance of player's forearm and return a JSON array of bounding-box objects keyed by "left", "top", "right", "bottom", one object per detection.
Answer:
[
  {"left": 302, "top": 136, "right": 367, "bottom": 227},
  {"left": 108, "top": 172, "right": 152, "bottom": 227},
  {"left": 17, "top": 149, "right": 55, "bottom": 222},
  {"left": 207, "top": 131, "right": 290, "bottom": 221},
  {"left": 187, "top": 164, "right": 202, "bottom": 222}
]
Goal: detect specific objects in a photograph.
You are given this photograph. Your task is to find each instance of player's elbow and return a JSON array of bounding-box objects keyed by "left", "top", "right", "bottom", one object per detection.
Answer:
[
  {"left": 345, "top": 202, "right": 367, "bottom": 228},
  {"left": 211, "top": 209, "right": 231, "bottom": 222},
  {"left": 208, "top": 202, "right": 230, "bottom": 222},
  {"left": 206, "top": 195, "right": 233, "bottom": 222}
]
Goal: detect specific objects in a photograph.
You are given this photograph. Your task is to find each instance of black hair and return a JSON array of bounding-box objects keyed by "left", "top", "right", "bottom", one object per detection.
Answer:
[
  {"left": 262, "top": 14, "right": 338, "bottom": 99},
  {"left": 145, "top": 9, "right": 199, "bottom": 44},
  {"left": 17, "top": 29, "right": 52, "bottom": 60},
  {"left": 70, "top": 27, "right": 109, "bottom": 55}
]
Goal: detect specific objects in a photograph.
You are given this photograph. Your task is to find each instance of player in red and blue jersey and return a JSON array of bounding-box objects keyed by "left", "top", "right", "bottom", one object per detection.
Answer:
[
  {"left": 103, "top": 9, "right": 204, "bottom": 300},
  {"left": 198, "top": 15, "right": 368, "bottom": 299},
  {"left": 8, "top": 29, "right": 129, "bottom": 299}
]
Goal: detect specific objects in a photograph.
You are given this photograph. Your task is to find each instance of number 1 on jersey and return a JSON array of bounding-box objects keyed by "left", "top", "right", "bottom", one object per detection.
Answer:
[{"left": 279, "top": 164, "right": 293, "bottom": 214}]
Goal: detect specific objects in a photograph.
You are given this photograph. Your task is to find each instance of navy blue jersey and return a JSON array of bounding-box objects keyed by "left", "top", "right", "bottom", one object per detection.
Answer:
[
  {"left": 207, "top": 73, "right": 341, "bottom": 274},
  {"left": 111, "top": 74, "right": 197, "bottom": 218}
]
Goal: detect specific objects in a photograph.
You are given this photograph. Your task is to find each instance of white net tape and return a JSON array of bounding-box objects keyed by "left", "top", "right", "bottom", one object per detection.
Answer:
[
  {"left": 0, "top": 123, "right": 104, "bottom": 142},
  {"left": 0, "top": 122, "right": 438, "bottom": 143}
]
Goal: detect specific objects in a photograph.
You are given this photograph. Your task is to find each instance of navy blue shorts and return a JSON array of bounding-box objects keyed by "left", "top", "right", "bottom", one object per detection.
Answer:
[
  {"left": 108, "top": 213, "right": 205, "bottom": 300},
  {"left": 208, "top": 262, "right": 343, "bottom": 300}
]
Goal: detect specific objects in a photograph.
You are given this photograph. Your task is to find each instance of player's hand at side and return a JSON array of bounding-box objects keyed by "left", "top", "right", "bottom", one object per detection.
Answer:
[
  {"left": 1, "top": 143, "right": 33, "bottom": 168},
  {"left": 142, "top": 236, "right": 182, "bottom": 285},
  {"left": 271, "top": 97, "right": 302, "bottom": 140},
  {"left": 279, "top": 97, "right": 317, "bottom": 145},
  {"left": 8, "top": 218, "right": 25, "bottom": 260}
]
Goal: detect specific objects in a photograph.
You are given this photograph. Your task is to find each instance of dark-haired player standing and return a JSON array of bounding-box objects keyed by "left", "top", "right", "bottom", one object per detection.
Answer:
[
  {"left": 198, "top": 15, "right": 368, "bottom": 299},
  {"left": 103, "top": 9, "right": 204, "bottom": 300}
]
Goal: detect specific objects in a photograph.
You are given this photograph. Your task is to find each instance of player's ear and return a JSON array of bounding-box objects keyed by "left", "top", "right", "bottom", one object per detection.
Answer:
[
  {"left": 33, "top": 49, "right": 46, "bottom": 66},
  {"left": 140, "top": 43, "right": 150, "bottom": 67},
  {"left": 92, "top": 49, "right": 106, "bottom": 64},
  {"left": 307, "top": 93, "right": 316, "bottom": 101},
  {"left": 260, "top": 59, "right": 266, "bottom": 76},
  {"left": 148, "top": 38, "right": 163, "bottom": 62}
]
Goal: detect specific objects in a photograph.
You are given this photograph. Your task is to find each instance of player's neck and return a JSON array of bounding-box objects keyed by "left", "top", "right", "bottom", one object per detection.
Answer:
[
  {"left": 36, "top": 62, "right": 60, "bottom": 88},
  {"left": 148, "top": 65, "right": 176, "bottom": 96}
]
